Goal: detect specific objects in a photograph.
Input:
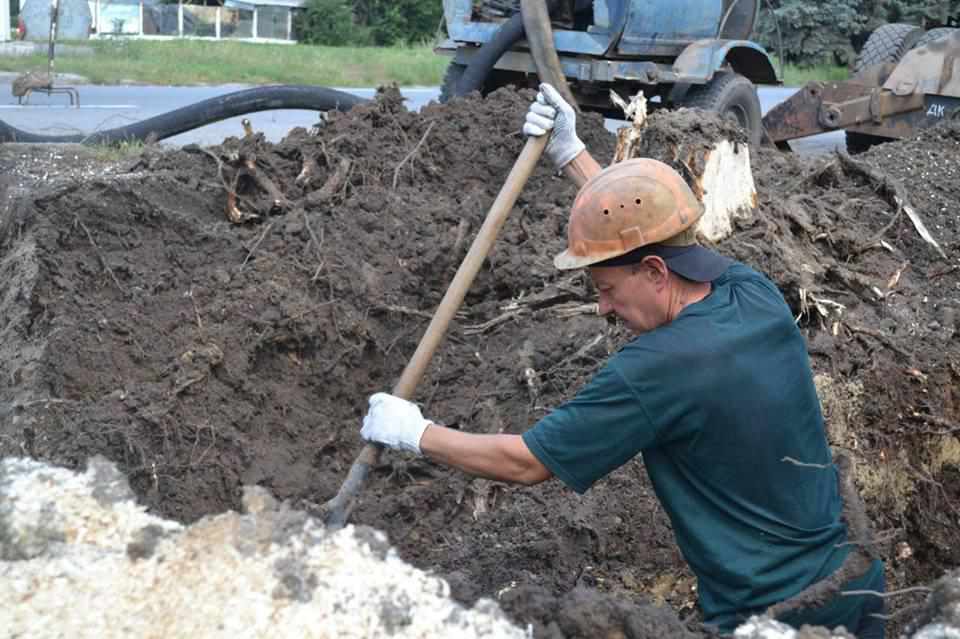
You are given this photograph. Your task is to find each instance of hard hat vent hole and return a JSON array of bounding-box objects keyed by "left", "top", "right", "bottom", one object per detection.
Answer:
[
  {"left": 619, "top": 204, "right": 625, "bottom": 209},
  {"left": 635, "top": 198, "right": 642, "bottom": 206},
  {"left": 603, "top": 209, "right": 610, "bottom": 215}
]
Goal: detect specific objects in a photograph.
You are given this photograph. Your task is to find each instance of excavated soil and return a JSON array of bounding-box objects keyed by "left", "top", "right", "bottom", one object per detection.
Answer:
[{"left": 1, "top": 88, "right": 958, "bottom": 637}]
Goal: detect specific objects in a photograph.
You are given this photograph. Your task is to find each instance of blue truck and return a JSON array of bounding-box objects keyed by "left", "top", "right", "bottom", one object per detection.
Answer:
[{"left": 435, "top": 0, "right": 780, "bottom": 144}]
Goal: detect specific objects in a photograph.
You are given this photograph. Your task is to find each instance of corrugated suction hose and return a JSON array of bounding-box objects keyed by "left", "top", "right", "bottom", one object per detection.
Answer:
[{"left": 0, "top": 85, "right": 368, "bottom": 145}]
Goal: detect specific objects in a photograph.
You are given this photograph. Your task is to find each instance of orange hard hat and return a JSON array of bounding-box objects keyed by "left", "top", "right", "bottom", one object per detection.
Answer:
[{"left": 554, "top": 158, "right": 705, "bottom": 271}]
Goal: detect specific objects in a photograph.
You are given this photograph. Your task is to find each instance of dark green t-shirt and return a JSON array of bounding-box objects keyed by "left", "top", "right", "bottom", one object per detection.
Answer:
[{"left": 522, "top": 263, "right": 871, "bottom": 632}]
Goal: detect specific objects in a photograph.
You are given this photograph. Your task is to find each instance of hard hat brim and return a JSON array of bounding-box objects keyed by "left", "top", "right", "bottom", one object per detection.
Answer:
[
  {"left": 555, "top": 243, "right": 732, "bottom": 282},
  {"left": 553, "top": 248, "right": 620, "bottom": 271}
]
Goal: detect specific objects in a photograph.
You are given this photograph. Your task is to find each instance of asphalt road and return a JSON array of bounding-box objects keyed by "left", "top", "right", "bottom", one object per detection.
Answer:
[{"left": 0, "top": 81, "right": 844, "bottom": 155}]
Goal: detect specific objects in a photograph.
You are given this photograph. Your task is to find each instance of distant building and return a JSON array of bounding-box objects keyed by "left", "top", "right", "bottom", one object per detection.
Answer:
[
  {"left": 14, "top": 0, "right": 308, "bottom": 42},
  {"left": 1, "top": 0, "right": 10, "bottom": 42},
  {"left": 18, "top": 0, "right": 92, "bottom": 41}
]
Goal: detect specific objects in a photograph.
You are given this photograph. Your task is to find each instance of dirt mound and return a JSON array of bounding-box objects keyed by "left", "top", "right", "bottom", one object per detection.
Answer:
[
  {"left": 499, "top": 584, "right": 702, "bottom": 638},
  {"left": 1, "top": 88, "right": 958, "bottom": 637}
]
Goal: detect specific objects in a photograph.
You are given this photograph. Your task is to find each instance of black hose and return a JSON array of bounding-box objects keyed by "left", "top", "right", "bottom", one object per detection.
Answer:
[
  {"left": 454, "top": 1, "right": 573, "bottom": 103},
  {"left": 453, "top": 11, "right": 527, "bottom": 96},
  {"left": 0, "top": 85, "right": 369, "bottom": 145}
]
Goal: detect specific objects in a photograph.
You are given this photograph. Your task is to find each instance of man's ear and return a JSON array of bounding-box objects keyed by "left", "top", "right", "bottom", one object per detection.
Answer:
[{"left": 640, "top": 256, "right": 669, "bottom": 284}]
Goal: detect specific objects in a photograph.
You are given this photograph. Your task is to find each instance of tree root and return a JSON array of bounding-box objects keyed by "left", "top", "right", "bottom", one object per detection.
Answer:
[
  {"left": 202, "top": 140, "right": 353, "bottom": 223},
  {"left": 239, "top": 221, "right": 275, "bottom": 271},
  {"left": 240, "top": 153, "right": 292, "bottom": 212},
  {"left": 846, "top": 324, "right": 913, "bottom": 362},
  {"left": 301, "top": 158, "right": 352, "bottom": 208},
  {"left": 74, "top": 215, "right": 127, "bottom": 295},
  {"left": 295, "top": 154, "right": 319, "bottom": 187},
  {"left": 392, "top": 121, "right": 436, "bottom": 190},
  {"left": 836, "top": 152, "right": 946, "bottom": 259}
]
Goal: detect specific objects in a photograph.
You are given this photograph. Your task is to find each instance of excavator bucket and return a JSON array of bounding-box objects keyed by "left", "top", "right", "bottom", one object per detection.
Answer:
[{"left": 762, "top": 29, "right": 960, "bottom": 145}]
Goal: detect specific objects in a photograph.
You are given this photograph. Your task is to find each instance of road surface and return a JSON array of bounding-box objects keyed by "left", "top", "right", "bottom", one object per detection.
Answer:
[{"left": 0, "top": 81, "right": 843, "bottom": 155}]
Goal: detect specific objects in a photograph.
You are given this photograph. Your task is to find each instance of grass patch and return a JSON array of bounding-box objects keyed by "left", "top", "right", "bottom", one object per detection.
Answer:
[
  {"left": 86, "top": 139, "right": 147, "bottom": 162},
  {"left": 776, "top": 60, "right": 850, "bottom": 85},
  {"left": 0, "top": 39, "right": 851, "bottom": 88},
  {"left": 0, "top": 39, "right": 449, "bottom": 87}
]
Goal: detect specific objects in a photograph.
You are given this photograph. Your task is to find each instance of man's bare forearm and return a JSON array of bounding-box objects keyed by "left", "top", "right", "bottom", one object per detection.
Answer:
[
  {"left": 562, "top": 150, "right": 602, "bottom": 188},
  {"left": 418, "top": 425, "right": 551, "bottom": 485}
]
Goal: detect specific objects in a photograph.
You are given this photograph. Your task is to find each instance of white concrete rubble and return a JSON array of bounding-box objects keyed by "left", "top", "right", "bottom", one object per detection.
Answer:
[
  {"left": 2, "top": 455, "right": 958, "bottom": 639},
  {"left": 0, "top": 456, "right": 526, "bottom": 638}
]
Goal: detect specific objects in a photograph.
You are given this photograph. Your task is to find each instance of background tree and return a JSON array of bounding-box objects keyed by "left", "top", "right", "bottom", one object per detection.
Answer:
[
  {"left": 756, "top": 0, "right": 955, "bottom": 67},
  {"left": 296, "top": 0, "right": 370, "bottom": 46},
  {"left": 353, "top": 0, "right": 443, "bottom": 46},
  {"left": 297, "top": 0, "right": 442, "bottom": 47},
  {"left": 755, "top": 0, "right": 867, "bottom": 66}
]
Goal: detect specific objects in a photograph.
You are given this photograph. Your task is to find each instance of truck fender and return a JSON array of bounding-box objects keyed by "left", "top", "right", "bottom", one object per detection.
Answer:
[{"left": 673, "top": 39, "right": 779, "bottom": 85}]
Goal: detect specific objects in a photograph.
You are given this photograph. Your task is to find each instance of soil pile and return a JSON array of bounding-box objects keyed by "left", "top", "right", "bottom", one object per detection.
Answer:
[{"left": 1, "top": 87, "right": 958, "bottom": 637}]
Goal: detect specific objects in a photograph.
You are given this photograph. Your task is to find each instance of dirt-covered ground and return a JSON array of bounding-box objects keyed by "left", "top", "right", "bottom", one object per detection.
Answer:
[{"left": 1, "top": 88, "right": 958, "bottom": 637}]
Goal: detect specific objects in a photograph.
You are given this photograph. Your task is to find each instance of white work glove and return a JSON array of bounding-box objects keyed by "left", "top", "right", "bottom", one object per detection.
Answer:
[
  {"left": 522, "top": 82, "right": 585, "bottom": 170},
  {"left": 360, "top": 392, "right": 431, "bottom": 456}
]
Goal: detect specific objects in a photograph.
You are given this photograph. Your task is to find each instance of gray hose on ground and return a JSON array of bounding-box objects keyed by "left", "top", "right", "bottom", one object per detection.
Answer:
[{"left": 0, "top": 85, "right": 368, "bottom": 145}]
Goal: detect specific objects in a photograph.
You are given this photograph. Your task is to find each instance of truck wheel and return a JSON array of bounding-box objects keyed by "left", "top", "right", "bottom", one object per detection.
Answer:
[
  {"left": 852, "top": 23, "right": 923, "bottom": 75},
  {"left": 681, "top": 72, "right": 762, "bottom": 145},
  {"left": 913, "top": 27, "right": 956, "bottom": 50},
  {"left": 847, "top": 23, "right": 923, "bottom": 153}
]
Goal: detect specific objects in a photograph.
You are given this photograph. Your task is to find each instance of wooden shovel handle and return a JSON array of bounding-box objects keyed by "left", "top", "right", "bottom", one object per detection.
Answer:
[{"left": 323, "top": 135, "right": 548, "bottom": 528}]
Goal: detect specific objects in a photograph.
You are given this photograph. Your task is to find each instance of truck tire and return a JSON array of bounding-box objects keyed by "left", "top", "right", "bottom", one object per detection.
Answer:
[
  {"left": 852, "top": 23, "right": 923, "bottom": 75},
  {"left": 681, "top": 72, "right": 762, "bottom": 145},
  {"left": 847, "top": 23, "right": 923, "bottom": 153},
  {"left": 913, "top": 27, "right": 956, "bottom": 50}
]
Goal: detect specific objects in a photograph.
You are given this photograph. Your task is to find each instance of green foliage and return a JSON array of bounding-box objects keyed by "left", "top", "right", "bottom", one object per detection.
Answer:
[
  {"left": 354, "top": 1, "right": 443, "bottom": 46},
  {"left": 779, "top": 60, "right": 850, "bottom": 85},
  {"left": 295, "top": 0, "right": 442, "bottom": 47},
  {"left": 756, "top": 0, "right": 866, "bottom": 67},
  {"left": 295, "top": 0, "right": 370, "bottom": 46},
  {"left": 756, "top": 0, "right": 958, "bottom": 68},
  {"left": 897, "top": 0, "right": 960, "bottom": 26},
  {"left": 88, "top": 140, "right": 147, "bottom": 163}
]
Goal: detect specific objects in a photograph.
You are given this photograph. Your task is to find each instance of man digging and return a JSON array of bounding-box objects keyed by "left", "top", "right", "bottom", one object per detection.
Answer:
[{"left": 360, "top": 85, "right": 886, "bottom": 637}]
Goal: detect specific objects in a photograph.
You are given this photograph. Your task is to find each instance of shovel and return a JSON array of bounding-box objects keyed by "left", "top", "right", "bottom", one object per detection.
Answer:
[{"left": 323, "top": 134, "right": 548, "bottom": 528}]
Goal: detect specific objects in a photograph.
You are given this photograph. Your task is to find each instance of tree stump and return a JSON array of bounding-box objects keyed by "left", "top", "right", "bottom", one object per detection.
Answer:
[{"left": 611, "top": 92, "right": 757, "bottom": 243}]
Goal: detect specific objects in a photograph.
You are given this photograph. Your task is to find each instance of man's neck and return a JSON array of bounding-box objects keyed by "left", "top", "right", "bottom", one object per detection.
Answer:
[{"left": 668, "top": 278, "right": 712, "bottom": 321}]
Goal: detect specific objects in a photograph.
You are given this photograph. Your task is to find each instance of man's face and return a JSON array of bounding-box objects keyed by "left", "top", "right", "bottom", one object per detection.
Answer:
[{"left": 589, "top": 257, "right": 670, "bottom": 334}]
